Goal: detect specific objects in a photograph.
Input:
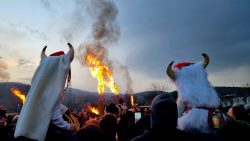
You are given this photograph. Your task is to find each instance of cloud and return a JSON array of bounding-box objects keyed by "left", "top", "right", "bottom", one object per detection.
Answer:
[
  {"left": 19, "top": 77, "right": 33, "bottom": 84},
  {"left": 18, "top": 59, "right": 36, "bottom": 67},
  {"left": 208, "top": 65, "right": 250, "bottom": 87},
  {"left": 124, "top": 0, "right": 250, "bottom": 80},
  {"left": 0, "top": 60, "right": 10, "bottom": 81},
  {"left": 0, "top": 17, "right": 47, "bottom": 40}
]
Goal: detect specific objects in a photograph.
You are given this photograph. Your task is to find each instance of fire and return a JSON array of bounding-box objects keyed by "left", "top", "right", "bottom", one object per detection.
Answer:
[
  {"left": 87, "top": 105, "right": 100, "bottom": 115},
  {"left": 10, "top": 87, "right": 26, "bottom": 105},
  {"left": 84, "top": 47, "right": 119, "bottom": 95},
  {"left": 131, "top": 95, "right": 134, "bottom": 107}
]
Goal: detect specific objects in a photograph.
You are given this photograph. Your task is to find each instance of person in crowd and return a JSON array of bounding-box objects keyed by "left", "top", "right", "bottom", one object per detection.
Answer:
[
  {"left": 46, "top": 102, "right": 79, "bottom": 141},
  {"left": 77, "top": 109, "right": 89, "bottom": 128},
  {"left": 117, "top": 111, "right": 137, "bottom": 141},
  {"left": 75, "top": 125, "right": 105, "bottom": 141},
  {"left": 106, "top": 103, "right": 119, "bottom": 117},
  {"left": 130, "top": 93, "right": 227, "bottom": 141},
  {"left": 227, "top": 104, "right": 249, "bottom": 123},
  {"left": 51, "top": 93, "right": 77, "bottom": 129},
  {"left": 166, "top": 54, "right": 223, "bottom": 133},
  {"left": 0, "top": 104, "right": 7, "bottom": 126},
  {"left": 245, "top": 105, "right": 250, "bottom": 123},
  {"left": 213, "top": 104, "right": 250, "bottom": 140},
  {"left": 14, "top": 43, "right": 77, "bottom": 141},
  {"left": 134, "top": 111, "right": 150, "bottom": 136},
  {"left": 218, "top": 107, "right": 250, "bottom": 141},
  {"left": 130, "top": 94, "right": 187, "bottom": 141},
  {"left": 61, "top": 104, "right": 80, "bottom": 132},
  {"left": 117, "top": 99, "right": 128, "bottom": 116},
  {"left": 85, "top": 118, "right": 99, "bottom": 127},
  {"left": 99, "top": 114, "right": 117, "bottom": 141},
  {"left": 134, "top": 104, "right": 141, "bottom": 113},
  {"left": 0, "top": 104, "right": 12, "bottom": 140}
]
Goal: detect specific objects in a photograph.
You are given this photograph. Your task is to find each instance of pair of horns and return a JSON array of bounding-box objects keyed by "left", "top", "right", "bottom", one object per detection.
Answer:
[
  {"left": 40, "top": 43, "right": 74, "bottom": 62},
  {"left": 166, "top": 53, "right": 209, "bottom": 80}
]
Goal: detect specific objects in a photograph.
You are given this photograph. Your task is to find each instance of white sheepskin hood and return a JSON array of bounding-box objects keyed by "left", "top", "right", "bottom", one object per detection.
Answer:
[
  {"left": 14, "top": 45, "right": 73, "bottom": 141},
  {"left": 170, "top": 62, "right": 220, "bottom": 108}
]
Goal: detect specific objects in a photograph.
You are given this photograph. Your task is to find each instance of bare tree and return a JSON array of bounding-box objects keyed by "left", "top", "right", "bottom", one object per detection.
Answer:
[
  {"left": 241, "top": 83, "right": 250, "bottom": 88},
  {"left": 150, "top": 82, "right": 169, "bottom": 93}
]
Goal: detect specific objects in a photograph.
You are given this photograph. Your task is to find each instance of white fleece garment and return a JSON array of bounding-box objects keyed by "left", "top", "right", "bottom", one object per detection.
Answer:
[
  {"left": 169, "top": 62, "right": 220, "bottom": 133},
  {"left": 14, "top": 52, "right": 71, "bottom": 141}
]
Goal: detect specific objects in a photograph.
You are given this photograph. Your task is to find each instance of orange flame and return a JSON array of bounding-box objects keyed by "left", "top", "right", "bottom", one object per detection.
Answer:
[
  {"left": 85, "top": 47, "right": 119, "bottom": 96},
  {"left": 87, "top": 105, "right": 100, "bottom": 115},
  {"left": 131, "top": 95, "right": 134, "bottom": 107},
  {"left": 10, "top": 88, "right": 26, "bottom": 105}
]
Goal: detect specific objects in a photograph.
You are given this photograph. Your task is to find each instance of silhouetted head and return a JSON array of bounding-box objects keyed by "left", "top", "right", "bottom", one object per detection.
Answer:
[
  {"left": 75, "top": 125, "right": 105, "bottom": 141},
  {"left": 150, "top": 94, "right": 177, "bottom": 131},
  {"left": 227, "top": 104, "right": 248, "bottom": 121}
]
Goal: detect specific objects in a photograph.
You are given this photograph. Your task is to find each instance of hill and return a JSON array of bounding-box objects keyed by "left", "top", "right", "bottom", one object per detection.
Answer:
[
  {"left": 0, "top": 82, "right": 30, "bottom": 112},
  {"left": 0, "top": 82, "right": 125, "bottom": 112},
  {"left": 0, "top": 82, "right": 249, "bottom": 112}
]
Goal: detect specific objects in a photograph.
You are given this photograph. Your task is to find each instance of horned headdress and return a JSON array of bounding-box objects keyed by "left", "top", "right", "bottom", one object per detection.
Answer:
[
  {"left": 166, "top": 53, "right": 220, "bottom": 133},
  {"left": 15, "top": 43, "right": 74, "bottom": 141}
]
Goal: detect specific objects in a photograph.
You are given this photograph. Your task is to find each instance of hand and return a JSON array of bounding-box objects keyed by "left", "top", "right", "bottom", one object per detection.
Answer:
[{"left": 69, "top": 124, "right": 77, "bottom": 131}]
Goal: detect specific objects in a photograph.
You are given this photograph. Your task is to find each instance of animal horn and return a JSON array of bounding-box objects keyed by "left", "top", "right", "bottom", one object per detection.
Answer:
[
  {"left": 202, "top": 53, "right": 209, "bottom": 68},
  {"left": 67, "top": 43, "right": 74, "bottom": 62},
  {"left": 166, "top": 61, "right": 175, "bottom": 80},
  {"left": 41, "top": 46, "right": 47, "bottom": 59}
]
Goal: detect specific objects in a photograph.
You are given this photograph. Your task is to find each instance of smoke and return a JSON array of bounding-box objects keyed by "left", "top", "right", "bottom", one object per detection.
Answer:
[
  {"left": 0, "top": 60, "right": 10, "bottom": 81},
  {"left": 40, "top": 0, "right": 86, "bottom": 41},
  {"left": 120, "top": 65, "right": 134, "bottom": 95},
  {"left": 87, "top": 0, "right": 120, "bottom": 44},
  {"left": 0, "top": 18, "right": 47, "bottom": 40},
  {"left": 40, "top": 0, "right": 55, "bottom": 13},
  {"left": 60, "top": 0, "right": 86, "bottom": 41},
  {"left": 78, "top": 0, "right": 120, "bottom": 68}
]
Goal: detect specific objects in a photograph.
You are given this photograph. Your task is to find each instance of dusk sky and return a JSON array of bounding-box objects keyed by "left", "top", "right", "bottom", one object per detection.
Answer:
[{"left": 0, "top": 0, "right": 249, "bottom": 94}]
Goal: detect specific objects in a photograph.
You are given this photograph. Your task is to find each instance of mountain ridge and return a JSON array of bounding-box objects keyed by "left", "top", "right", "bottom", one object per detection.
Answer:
[{"left": 0, "top": 82, "right": 249, "bottom": 112}]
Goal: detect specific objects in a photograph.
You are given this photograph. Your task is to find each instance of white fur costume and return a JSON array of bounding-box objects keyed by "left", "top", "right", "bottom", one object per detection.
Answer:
[
  {"left": 14, "top": 44, "right": 73, "bottom": 141},
  {"left": 167, "top": 57, "right": 220, "bottom": 133}
]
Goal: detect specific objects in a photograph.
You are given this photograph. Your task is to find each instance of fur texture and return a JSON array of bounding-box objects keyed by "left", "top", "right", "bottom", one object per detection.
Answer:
[{"left": 169, "top": 62, "right": 220, "bottom": 133}]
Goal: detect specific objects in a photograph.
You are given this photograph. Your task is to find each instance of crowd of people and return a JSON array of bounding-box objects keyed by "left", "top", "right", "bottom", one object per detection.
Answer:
[{"left": 0, "top": 98, "right": 250, "bottom": 141}]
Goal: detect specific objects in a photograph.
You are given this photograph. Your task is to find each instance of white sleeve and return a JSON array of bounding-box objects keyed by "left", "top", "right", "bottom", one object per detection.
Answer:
[{"left": 51, "top": 103, "right": 70, "bottom": 130}]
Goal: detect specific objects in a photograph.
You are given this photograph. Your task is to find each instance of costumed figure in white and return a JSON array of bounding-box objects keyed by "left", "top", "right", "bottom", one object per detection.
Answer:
[
  {"left": 166, "top": 53, "right": 223, "bottom": 133},
  {"left": 14, "top": 43, "right": 75, "bottom": 141}
]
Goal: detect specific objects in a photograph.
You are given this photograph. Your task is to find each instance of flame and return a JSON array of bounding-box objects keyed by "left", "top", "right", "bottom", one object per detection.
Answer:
[
  {"left": 85, "top": 47, "right": 119, "bottom": 95},
  {"left": 10, "top": 87, "right": 26, "bottom": 105},
  {"left": 131, "top": 95, "right": 134, "bottom": 107},
  {"left": 87, "top": 105, "right": 100, "bottom": 115}
]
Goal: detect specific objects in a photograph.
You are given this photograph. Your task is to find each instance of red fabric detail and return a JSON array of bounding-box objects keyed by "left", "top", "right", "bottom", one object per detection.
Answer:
[
  {"left": 174, "top": 62, "right": 193, "bottom": 70},
  {"left": 183, "top": 102, "right": 192, "bottom": 113},
  {"left": 49, "top": 51, "right": 65, "bottom": 56},
  {"left": 184, "top": 105, "right": 216, "bottom": 114},
  {"left": 183, "top": 104, "right": 227, "bottom": 129}
]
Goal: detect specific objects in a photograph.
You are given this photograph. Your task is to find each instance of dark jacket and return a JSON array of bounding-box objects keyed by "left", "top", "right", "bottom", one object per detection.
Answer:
[{"left": 130, "top": 94, "right": 226, "bottom": 141}]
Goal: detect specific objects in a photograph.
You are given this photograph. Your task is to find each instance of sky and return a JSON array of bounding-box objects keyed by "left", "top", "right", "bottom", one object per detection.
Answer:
[{"left": 0, "top": 0, "right": 249, "bottom": 94}]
